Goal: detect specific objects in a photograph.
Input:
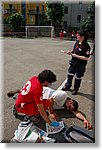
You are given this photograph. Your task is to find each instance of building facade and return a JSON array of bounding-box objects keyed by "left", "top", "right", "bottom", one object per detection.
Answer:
[
  {"left": 2, "top": 1, "right": 21, "bottom": 21},
  {"left": 26, "top": 2, "right": 46, "bottom": 26},
  {"left": 2, "top": 0, "right": 93, "bottom": 37},
  {"left": 2, "top": 0, "right": 46, "bottom": 26},
  {"left": 63, "top": 1, "right": 92, "bottom": 28}
]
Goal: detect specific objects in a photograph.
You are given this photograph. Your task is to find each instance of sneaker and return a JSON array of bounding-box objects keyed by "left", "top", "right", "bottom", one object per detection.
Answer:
[
  {"left": 62, "top": 86, "right": 71, "bottom": 91},
  {"left": 72, "top": 90, "right": 78, "bottom": 95}
]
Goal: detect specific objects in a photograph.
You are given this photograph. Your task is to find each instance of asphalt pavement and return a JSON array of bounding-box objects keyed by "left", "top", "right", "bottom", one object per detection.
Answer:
[{"left": 1, "top": 37, "right": 95, "bottom": 142}]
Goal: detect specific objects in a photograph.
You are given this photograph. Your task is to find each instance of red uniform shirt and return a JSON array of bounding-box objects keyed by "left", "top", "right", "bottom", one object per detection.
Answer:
[
  {"left": 15, "top": 76, "right": 50, "bottom": 115},
  {"left": 60, "top": 31, "right": 64, "bottom": 37}
]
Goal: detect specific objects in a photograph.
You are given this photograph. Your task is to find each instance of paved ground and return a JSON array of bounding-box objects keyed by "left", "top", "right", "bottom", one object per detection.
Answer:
[{"left": 1, "top": 37, "right": 95, "bottom": 142}]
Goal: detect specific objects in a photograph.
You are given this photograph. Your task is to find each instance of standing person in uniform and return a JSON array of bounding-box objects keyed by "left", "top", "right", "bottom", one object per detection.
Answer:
[
  {"left": 60, "top": 29, "right": 64, "bottom": 40},
  {"left": 12, "top": 69, "right": 60, "bottom": 127},
  {"left": 71, "top": 30, "right": 75, "bottom": 41},
  {"left": 62, "top": 30, "right": 90, "bottom": 95}
]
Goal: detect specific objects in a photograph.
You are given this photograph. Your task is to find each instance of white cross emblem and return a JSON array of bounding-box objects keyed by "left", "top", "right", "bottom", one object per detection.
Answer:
[{"left": 21, "top": 81, "right": 31, "bottom": 95}]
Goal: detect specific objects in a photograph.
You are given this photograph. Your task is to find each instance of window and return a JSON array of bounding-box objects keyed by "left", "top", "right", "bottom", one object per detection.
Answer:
[
  {"left": 42, "top": 5, "right": 44, "bottom": 12},
  {"left": 63, "top": 21, "right": 67, "bottom": 27},
  {"left": 64, "top": 6, "right": 68, "bottom": 14},
  {"left": 36, "top": 6, "right": 39, "bottom": 13},
  {"left": 9, "top": 4, "right": 13, "bottom": 11},
  {"left": 79, "top": 2, "right": 82, "bottom": 9},
  {"left": 29, "top": 16, "right": 34, "bottom": 23},
  {"left": 77, "top": 15, "right": 81, "bottom": 23}
]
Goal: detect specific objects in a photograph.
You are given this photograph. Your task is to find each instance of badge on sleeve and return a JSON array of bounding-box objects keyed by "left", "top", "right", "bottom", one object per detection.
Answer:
[
  {"left": 86, "top": 50, "right": 90, "bottom": 55},
  {"left": 21, "top": 81, "right": 31, "bottom": 95},
  {"left": 79, "top": 48, "right": 82, "bottom": 51}
]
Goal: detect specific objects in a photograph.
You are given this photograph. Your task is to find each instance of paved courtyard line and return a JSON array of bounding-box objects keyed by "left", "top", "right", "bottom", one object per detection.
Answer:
[{"left": 57, "top": 78, "right": 67, "bottom": 90}]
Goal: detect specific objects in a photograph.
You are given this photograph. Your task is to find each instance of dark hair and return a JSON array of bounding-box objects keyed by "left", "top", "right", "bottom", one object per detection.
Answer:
[
  {"left": 71, "top": 99, "right": 78, "bottom": 111},
  {"left": 38, "top": 69, "right": 56, "bottom": 83},
  {"left": 77, "top": 30, "right": 89, "bottom": 42}
]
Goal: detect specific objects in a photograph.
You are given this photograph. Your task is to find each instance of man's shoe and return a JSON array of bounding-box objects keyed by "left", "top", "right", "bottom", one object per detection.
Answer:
[
  {"left": 7, "top": 89, "right": 20, "bottom": 97},
  {"left": 72, "top": 90, "right": 78, "bottom": 95},
  {"left": 62, "top": 86, "right": 71, "bottom": 91}
]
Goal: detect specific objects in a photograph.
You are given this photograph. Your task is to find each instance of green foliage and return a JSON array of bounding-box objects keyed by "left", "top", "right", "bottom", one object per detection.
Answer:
[
  {"left": 87, "top": 1, "right": 95, "bottom": 14},
  {"left": 7, "top": 13, "right": 24, "bottom": 31},
  {"left": 45, "top": 2, "right": 64, "bottom": 26},
  {"left": 81, "top": 1, "right": 95, "bottom": 38},
  {"left": 81, "top": 16, "right": 94, "bottom": 32}
]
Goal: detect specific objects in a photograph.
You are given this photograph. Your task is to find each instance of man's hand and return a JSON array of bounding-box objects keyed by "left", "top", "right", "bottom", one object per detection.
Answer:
[
  {"left": 49, "top": 114, "right": 56, "bottom": 121},
  {"left": 49, "top": 112, "right": 58, "bottom": 121},
  {"left": 84, "top": 118, "right": 92, "bottom": 130}
]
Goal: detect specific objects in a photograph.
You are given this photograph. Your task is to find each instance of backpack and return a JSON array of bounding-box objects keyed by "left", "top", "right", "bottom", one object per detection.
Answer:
[{"left": 64, "top": 125, "right": 95, "bottom": 143}]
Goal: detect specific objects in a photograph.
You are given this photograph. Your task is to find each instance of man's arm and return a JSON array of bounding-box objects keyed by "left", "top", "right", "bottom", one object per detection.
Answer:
[
  {"left": 48, "top": 98, "right": 54, "bottom": 114},
  {"left": 37, "top": 104, "right": 52, "bottom": 125},
  {"left": 47, "top": 98, "right": 58, "bottom": 121},
  {"left": 72, "top": 110, "right": 92, "bottom": 130}
]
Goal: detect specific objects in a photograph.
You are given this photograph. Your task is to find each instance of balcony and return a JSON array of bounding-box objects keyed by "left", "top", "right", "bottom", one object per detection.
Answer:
[
  {"left": 28, "top": 9, "right": 45, "bottom": 15},
  {"left": 3, "top": 9, "right": 17, "bottom": 14}
]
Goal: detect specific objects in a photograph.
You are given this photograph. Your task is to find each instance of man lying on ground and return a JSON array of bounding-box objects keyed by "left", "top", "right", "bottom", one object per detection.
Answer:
[{"left": 7, "top": 87, "right": 92, "bottom": 130}]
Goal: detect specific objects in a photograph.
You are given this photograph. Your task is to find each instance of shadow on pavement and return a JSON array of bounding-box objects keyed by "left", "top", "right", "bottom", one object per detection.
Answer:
[
  {"left": 55, "top": 109, "right": 76, "bottom": 119},
  {"left": 78, "top": 92, "right": 95, "bottom": 102}
]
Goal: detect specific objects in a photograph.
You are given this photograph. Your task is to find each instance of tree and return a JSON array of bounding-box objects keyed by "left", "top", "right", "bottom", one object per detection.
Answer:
[
  {"left": 81, "top": 16, "right": 94, "bottom": 32},
  {"left": 45, "top": 2, "right": 64, "bottom": 27},
  {"left": 81, "top": 1, "right": 95, "bottom": 39},
  {"left": 7, "top": 13, "right": 24, "bottom": 32}
]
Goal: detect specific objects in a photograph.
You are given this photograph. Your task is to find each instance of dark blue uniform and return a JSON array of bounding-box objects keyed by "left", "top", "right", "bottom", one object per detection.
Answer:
[{"left": 66, "top": 40, "right": 90, "bottom": 91}]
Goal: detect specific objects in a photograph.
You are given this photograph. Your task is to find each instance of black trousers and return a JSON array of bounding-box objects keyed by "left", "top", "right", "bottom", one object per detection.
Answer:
[
  {"left": 66, "top": 62, "right": 86, "bottom": 91},
  {"left": 13, "top": 105, "right": 40, "bottom": 122},
  {"left": 68, "top": 62, "right": 86, "bottom": 78}
]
